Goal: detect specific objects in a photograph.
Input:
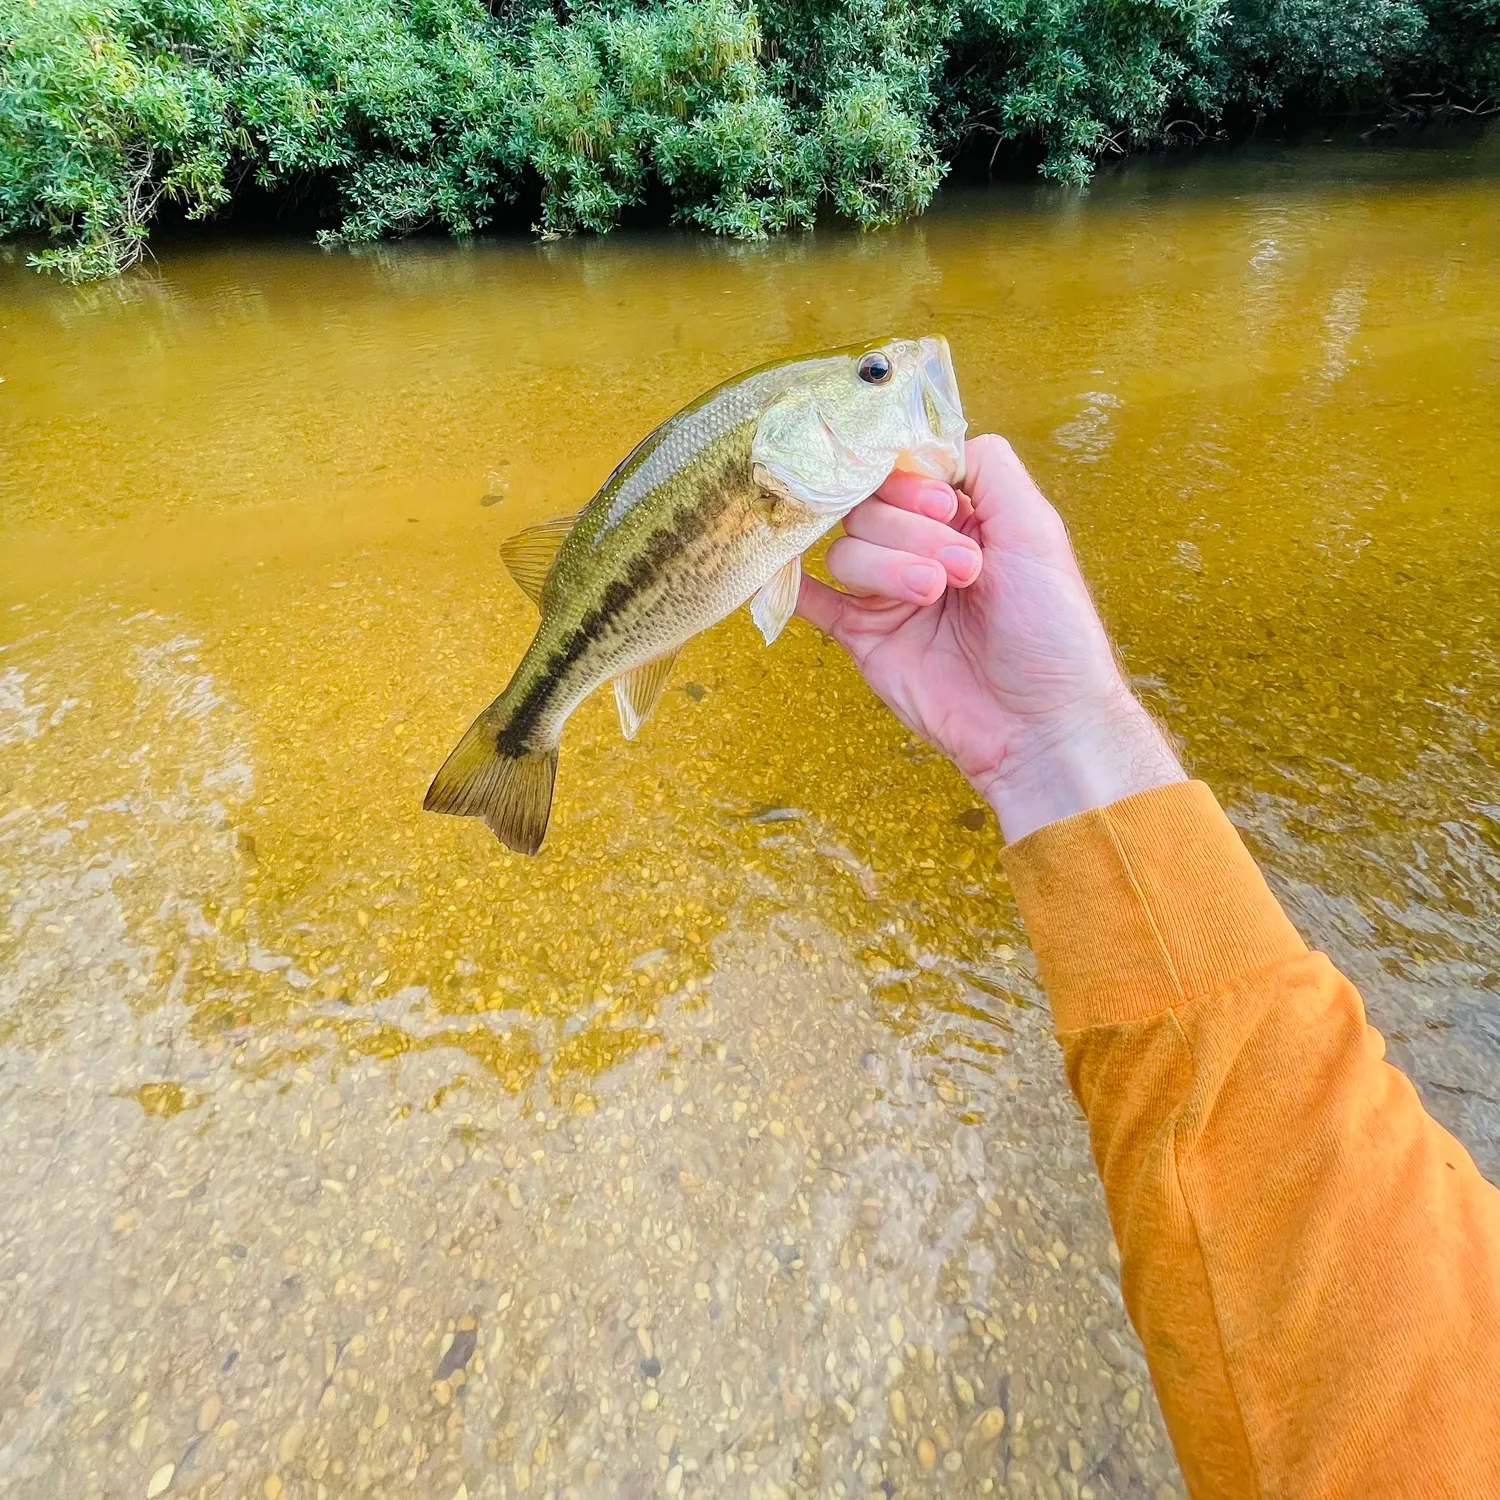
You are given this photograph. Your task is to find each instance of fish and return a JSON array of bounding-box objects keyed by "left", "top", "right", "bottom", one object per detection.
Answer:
[{"left": 424, "top": 336, "right": 967, "bottom": 854}]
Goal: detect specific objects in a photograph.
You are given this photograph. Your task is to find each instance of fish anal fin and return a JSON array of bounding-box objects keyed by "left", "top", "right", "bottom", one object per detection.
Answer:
[
  {"left": 424, "top": 709, "right": 559, "bottom": 855},
  {"left": 751, "top": 556, "right": 801, "bottom": 646},
  {"left": 499, "top": 513, "right": 578, "bottom": 608},
  {"left": 613, "top": 648, "right": 680, "bottom": 741}
]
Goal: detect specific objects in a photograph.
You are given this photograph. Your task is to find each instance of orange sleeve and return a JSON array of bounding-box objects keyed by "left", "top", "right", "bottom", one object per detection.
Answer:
[{"left": 1002, "top": 781, "right": 1500, "bottom": 1500}]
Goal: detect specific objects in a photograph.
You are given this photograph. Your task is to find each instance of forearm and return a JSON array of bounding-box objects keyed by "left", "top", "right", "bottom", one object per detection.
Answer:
[
  {"left": 1004, "top": 782, "right": 1500, "bottom": 1499},
  {"left": 806, "top": 439, "right": 1500, "bottom": 1492}
]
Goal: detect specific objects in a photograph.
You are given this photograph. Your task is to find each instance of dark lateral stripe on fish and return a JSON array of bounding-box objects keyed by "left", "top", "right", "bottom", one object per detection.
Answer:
[{"left": 496, "top": 468, "right": 736, "bottom": 756}]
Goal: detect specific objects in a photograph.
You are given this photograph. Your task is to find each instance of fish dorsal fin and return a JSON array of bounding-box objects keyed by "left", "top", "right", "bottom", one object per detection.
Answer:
[
  {"left": 499, "top": 513, "right": 578, "bottom": 608},
  {"left": 750, "top": 556, "right": 801, "bottom": 645},
  {"left": 613, "top": 648, "right": 680, "bottom": 741}
]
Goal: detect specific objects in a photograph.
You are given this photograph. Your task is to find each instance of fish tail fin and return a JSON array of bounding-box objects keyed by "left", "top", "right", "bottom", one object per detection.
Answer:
[{"left": 423, "top": 708, "right": 558, "bottom": 856}]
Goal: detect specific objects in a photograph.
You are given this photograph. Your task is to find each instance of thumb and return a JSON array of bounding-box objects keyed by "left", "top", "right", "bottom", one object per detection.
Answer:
[
  {"left": 962, "top": 434, "right": 1069, "bottom": 554},
  {"left": 794, "top": 573, "right": 850, "bottom": 644}
]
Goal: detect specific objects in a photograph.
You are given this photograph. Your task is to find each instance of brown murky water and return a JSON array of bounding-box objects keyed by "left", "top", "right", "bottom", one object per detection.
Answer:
[{"left": 2, "top": 133, "right": 1498, "bottom": 1500}]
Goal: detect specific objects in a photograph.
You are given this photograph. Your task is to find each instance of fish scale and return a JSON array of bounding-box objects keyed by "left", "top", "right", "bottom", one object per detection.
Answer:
[{"left": 599, "top": 366, "right": 785, "bottom": 532}]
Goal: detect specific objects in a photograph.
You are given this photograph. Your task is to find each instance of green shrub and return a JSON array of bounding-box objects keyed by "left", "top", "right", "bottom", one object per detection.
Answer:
[
  {"left": 1202, "top": 0, "right": 1429, "bottom": 114},
  {"left": 235, "top": 0, "right": 530, "bottom": 239},
  {"left": 939, "top": 0, "right": 1225, "bottom": 185},
  {"left": 0, "top": 0, "right": 231, "bottom": 277},
  {"left": 2, "top": 0, "right": 1497, "bottom": 278},
  {"left": 1400, "top": 0, "right": 1500, "bottom": 102}
]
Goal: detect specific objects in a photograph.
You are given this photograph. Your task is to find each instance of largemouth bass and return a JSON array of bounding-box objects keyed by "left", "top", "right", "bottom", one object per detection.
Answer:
[{"left": 425, "top": 337, "right": 967, "bottom": 853}]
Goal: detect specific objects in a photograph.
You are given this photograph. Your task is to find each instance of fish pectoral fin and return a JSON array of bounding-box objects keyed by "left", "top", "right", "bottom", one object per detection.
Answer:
[
  {"left": 750, "top": 556, "right": 802, "bottom": 646},
  {"left": 613, "top": 648, "right": 680, "bottom": 741},
  {"left": 499, "top": 512, "right": 579, "bottom": 608}
]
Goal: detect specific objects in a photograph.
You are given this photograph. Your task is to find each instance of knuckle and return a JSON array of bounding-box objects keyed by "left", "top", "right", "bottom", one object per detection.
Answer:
[
  {"left": 969, "top": 433, "right": 1015, "bottom": 464},
  {"left": 824, "top": 535, "right": 863, "bottom": 580}
]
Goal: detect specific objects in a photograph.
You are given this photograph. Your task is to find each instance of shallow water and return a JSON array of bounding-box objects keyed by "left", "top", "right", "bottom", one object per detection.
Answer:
[{"left": 2, "top": 132, "right": 1498, "bottom": 1500}]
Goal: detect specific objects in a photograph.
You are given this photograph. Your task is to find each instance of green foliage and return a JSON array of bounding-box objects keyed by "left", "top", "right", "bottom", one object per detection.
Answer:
[
  {"left": 1204, "top": 0, "right": 1429, "bottom": 113},
  {"left": 234, "top": 0, "right": 531, "bottom": 239},
  {"left": 943, "top": 0, "right": 1228, "bottom": 184},
  {"left": 1397, "top": 0, "right": 1500, "bottom": 102},
  {"left": 3, "top": 0, "right": 1497, "bottom": 278},
  {"left": 0, "top": 0, "right": 231, "bottom": 277},
  {"left": 521, "top": 0, "right": 809, "bottom": 235}
]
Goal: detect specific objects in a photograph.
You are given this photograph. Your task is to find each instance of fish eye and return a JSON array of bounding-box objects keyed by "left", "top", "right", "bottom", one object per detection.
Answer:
[{"left": 857, "top": 352, "right": 893, "bottom": 385}]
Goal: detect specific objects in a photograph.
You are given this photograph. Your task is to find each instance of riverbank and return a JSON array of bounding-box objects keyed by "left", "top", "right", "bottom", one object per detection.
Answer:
[{"left": 4, "top": 0, "right": 1497, "bottom": 280}]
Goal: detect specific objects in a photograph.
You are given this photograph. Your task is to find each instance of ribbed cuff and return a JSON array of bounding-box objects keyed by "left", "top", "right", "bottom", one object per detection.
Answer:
[{"left": 1001, "top": 781, "right": 1306, "bottom": 1033}]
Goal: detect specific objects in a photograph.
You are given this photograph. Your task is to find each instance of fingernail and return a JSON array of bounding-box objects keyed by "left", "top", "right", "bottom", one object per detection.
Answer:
[
  {"left": 900, "top": 563, "right": 943, "bottom": 598},
  {"left": 940, "top": 545, "right": 980, "bottom": 582}
]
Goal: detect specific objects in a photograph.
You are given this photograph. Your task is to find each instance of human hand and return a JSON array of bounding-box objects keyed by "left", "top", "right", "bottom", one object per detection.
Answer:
[{"left": 796, "top": 434, "right": 1186, "bottom": 842}]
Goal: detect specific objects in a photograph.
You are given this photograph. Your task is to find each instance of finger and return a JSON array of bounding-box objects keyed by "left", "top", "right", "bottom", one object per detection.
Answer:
[
  {"left": 794, "top": 573, "right": 849, "bottom": 640},
  {"left": 960, "top": 434, "right": 1070, "bottom": 552},
  {"left": 824, "top": 535, "right": 947, "bottom": 606},
  {"left": 842, "top": 500, "right": 982, "bottom": 587},
  {"left": 873, "top": 470, "right": 958, "bottom": 522}
]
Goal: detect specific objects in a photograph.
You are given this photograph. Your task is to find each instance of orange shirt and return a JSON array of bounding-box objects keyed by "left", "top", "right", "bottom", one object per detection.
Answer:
[{"left": 1003, "top": 781, "right": 1500, "bottom": 1500}]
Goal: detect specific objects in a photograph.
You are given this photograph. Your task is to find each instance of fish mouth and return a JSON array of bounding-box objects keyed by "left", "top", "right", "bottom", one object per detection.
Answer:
[{"left": 894, "top": 336, "right": 967, "bottom": 484}]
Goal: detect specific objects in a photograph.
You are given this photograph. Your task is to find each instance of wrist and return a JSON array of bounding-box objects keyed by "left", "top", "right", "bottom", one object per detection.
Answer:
[{"left": 975, "top": 693, "right": 1188, "bottom": 844}]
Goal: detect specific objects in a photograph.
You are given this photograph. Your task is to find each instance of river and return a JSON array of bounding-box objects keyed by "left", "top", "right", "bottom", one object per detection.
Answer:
[{"left": 2, "top": 132, "right": 1497, "bottom": 1500}]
